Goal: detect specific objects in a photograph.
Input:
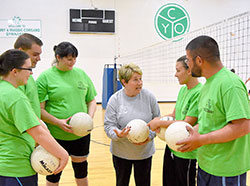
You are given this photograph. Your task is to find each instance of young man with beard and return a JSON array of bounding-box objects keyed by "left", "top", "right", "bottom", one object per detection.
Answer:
[{"left": 178, "top": 35, "right": 250, "bottom": 186}]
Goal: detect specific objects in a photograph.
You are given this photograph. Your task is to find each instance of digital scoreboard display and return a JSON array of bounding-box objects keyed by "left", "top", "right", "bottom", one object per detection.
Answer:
[{"left": 69, "top": 9, "right": 115, "bottom": 33}]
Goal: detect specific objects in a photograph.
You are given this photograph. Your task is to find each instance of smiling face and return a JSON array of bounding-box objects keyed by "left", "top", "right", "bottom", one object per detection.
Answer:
[
  {"left": 175, "top": 61, "right": 190, "bottom": 85},
  {"left": 56, "top": 55, "right": 76, "bottom": 71},
  {"left": 25, "top": 43, "right": 42, "bottom": 68},
  {"left": 16, "top": 58, "right": 33, "bottom": 86},
  {"left": 123, "top": 72, "right": 143, "bottom": 97}
]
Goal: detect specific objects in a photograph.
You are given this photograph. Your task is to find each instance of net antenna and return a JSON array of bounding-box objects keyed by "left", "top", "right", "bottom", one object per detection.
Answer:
[{"left": 113, "top": 56, "right": 118, "bottom": 94}]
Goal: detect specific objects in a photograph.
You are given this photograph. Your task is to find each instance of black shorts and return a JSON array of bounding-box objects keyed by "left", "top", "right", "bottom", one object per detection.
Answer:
[
  {"left": 0, "top": 175, "right": 38, "bottom": 186},
  {"left": 56, "top": 134, "right": 90, "bottom": 158}
]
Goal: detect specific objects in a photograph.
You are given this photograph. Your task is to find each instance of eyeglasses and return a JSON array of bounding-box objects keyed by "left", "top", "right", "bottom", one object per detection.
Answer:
[{"left": 15, "top": 67, "right": 33, "bottom": 72}]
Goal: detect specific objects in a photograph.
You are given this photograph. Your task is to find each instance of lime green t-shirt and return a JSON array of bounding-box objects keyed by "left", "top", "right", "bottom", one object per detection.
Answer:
[
  {"left": 172, "top": 83, "right": 202, "bottom": 159},
  {"left": 197, "top": 67, "right": 250, "bottom": 177},
  {"left": 0, "top": 80, "right": 41, "bottom": 177},
  {"left": 19, "top": 75, "right": 41, "bottom": 118},
  {"left": 36, "top": 66, "right": 97, "bottom": 140}
]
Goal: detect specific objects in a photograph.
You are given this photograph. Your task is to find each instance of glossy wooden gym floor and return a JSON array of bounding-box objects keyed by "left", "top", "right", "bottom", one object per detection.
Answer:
[{"left": 38, "top": 103, "right": 250, "bottom": 186}]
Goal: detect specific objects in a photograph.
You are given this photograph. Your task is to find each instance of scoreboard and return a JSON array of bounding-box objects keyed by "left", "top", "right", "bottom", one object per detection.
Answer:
[{"left": 69, "top": 9, "right": 115, "bottom": 34}]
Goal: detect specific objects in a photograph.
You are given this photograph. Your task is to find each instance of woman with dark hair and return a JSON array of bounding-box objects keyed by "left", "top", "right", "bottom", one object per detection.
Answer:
[
  {"left": 0, "top": 49, "right": 68, "bottom": 186},
  {"left": 36, "top": 42, "right": 97, "bottom": 186},
  {"left": 148, "top": 55, "right": 202, "bottom": 186}
]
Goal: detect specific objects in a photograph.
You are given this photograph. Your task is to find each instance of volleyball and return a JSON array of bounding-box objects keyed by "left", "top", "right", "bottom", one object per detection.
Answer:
[
  {"left": 69, "top": 112, "right": 93, "bottom": 136},
  {"left": 30, "top": 145, "right": 59, "bottom": 175},
  {"left": 126, "top": 119, "right": 149, "bottom": 143},
  {"left": 165, "top": 121, "right": 193, "bottom": 151},
  {"left": 156, "top": 116, "right": 175, "bottom": 141}
]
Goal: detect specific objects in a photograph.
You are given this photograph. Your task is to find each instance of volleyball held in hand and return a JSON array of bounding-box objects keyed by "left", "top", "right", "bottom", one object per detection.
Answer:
[
  {"left": 156, "top": 116, "right": 175, "bottom": 141},
  {"left": 69, "top": 112, "right": 93, "bottom": 136},
  {"left": 126, "top": 119, "right": 149, "bottom": 143},
  {"left": 30, "top": 145, "right": 59, "bottom": 175},
  {"left": 165, "top": 121, "right": 193, "bottom": 151}
]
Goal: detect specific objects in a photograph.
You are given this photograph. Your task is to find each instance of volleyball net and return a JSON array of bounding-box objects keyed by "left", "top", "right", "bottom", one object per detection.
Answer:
[{"left": 117, "top": 11, "right": 250, "bottom": 101}]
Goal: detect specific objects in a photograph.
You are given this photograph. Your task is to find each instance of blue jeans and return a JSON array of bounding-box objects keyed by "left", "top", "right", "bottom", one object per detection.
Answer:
[
  {"left": 0, "top": 175, "right": 38, "bottom": 186},
  {"left": 197, "top": 167, "right": 246, "bottom": 186}
]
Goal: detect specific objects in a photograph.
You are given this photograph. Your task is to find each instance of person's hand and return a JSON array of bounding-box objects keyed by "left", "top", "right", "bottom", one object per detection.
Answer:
[
  {"left": 155, "top": 128, "right": 161, "bottom": 133},
  {"left": 176, "top": 125, "right": 203, "bottom": 152},
  {"left": 53, "top": 150, "right": 69, "bottom": 175},
  {"left": 147, "top": 117, "right": 161, "bottom": 131},
  {"left": 114, "top": 126, "right": 131, "bottom": 138},
  {"left": 57, "top": 117, "right": 73, "bottom": 133},
  {"left": 132, "top": 137, "right": 151, "bottom": 145}
]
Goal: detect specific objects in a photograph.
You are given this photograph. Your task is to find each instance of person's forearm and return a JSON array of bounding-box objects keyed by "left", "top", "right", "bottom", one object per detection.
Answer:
[
  {"left": 41, "top": 108, "right": 61, "bottom": 126},
  {"left": 87, "top": 99, "right": 97, "bottom": 118},
  {"left": 184, "top": 116, "right": 198, "bottom": 126},
  {"left": 27, "top": 125, "right": 68, "bottom": 159},
  {"left": 160, "top": 120, "right": 175, "bottom": 128},
  {"left": 27, "top": 125, "right": 69, "bottom": 174},
  {"left": 39, "top": 119, "right": 50, "bottom": 132},
  {"left": 171, "top": 108, "right": 176, "bottom": 118},
  {"left": 200, "top": 119, "right": 250, "bottom": 145}
]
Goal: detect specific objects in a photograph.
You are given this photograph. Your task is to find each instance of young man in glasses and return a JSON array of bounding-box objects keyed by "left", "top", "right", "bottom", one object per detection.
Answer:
[{"left": 14, "top": 33, "right": 43, "bottom": 118}]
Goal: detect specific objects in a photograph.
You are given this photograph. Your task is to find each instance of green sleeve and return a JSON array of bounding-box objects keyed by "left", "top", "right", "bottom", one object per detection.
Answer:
[
  {"left": 223, "top": 86, "right": 250, "bottom": 122},
  {"left": 186, "top": 90, "right": 200, "bottom": 117},
  {"left": 175, "top": 86, "right": 185, "bottom": 110},
  {"left": 84, "top": 74, "right": 97, "bottom": 103},
  {"left": 36, "top": 73, "right": 49, "bottom": 103},
  {"left": 11, "top": 98, "right": 40, "bottom": 133}
]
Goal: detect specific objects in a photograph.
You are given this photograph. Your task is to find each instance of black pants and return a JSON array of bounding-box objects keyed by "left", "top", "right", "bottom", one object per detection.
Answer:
[
  {"left": 163, "top": 145, "right": 197, "bottom": 186},
  {"left": 112, "top": 155, "right": 152, "bottom": 186}
]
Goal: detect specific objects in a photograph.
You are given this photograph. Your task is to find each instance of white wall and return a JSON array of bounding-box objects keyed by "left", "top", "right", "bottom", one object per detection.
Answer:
[
  {"left": 0, "top": 0, "right": 249, "bottom": 102},
  {"left": 0, "top": 0, "right": 116, "bottom": 102},
  {"left": 115, "top": 0, "right": 250, "bottom": 55}
]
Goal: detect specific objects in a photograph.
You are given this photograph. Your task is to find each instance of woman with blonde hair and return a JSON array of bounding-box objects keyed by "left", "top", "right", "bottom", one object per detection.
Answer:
[{"left": 104, "top": 63, "right": 160, "bottom": 186}]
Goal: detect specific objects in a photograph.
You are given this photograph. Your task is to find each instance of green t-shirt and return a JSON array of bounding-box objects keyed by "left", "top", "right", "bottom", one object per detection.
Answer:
[
  {"left": 172, "top": 83, "right": 202, "bottom": 159},
  {"left": 197, "top": 67, "right": 250, "bottom": 176},
  {"left": 0, "top": 80, "right": 41, "bottom": 177},
  {"left": 19, "top": 75, "right": 41, "bottom": 118},
  {"left": 36, "top": 66, "right": 97, "bottom": 140}
]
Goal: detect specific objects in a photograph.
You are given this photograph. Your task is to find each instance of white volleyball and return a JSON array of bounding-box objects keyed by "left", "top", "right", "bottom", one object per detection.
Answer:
[
  {"left": 69, "top": 112, "right": 93, "bottom": 136},
  {"left": 165, "top": 121, "right": 193, "bottom": 151},
  {"left": 156, "top": 116, "right": 175, "bottom": 141},
  {"left": 126, "top": 119, "right": 149, "bottom": 143},
  {"left": 30, "top": 145, "right": 59, "bottom": 175}
]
